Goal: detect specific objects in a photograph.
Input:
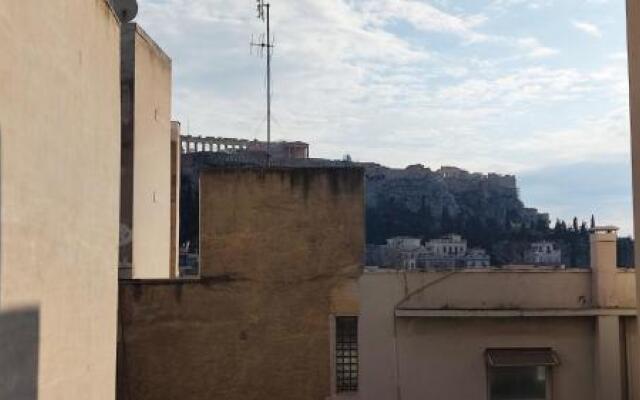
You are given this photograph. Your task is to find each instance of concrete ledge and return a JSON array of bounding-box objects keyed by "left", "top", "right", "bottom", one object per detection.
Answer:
[
  {"left": 395, "top": 308, "right": 637, "bottom": 318},
  {"left": 364, "top": 266, "right": 592, "bottom": 274}
]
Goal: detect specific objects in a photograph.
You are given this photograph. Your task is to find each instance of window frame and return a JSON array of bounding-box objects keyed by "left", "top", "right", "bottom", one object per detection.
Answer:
[{"left": 485, "top": 348, "right": 557, "bottom": 400}]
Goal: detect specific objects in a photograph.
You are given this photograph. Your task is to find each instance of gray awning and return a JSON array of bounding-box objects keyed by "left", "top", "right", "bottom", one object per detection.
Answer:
[{"left": 486, "top": 348, "right": 560, "bottom": 367}]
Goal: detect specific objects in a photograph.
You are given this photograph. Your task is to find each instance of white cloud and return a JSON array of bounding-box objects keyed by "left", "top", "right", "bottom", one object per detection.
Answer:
[
  {"left": 516, "top": 37, "right": 559, "bottom": 58},
  {"left": 490, "top": 0, "right": 554, "bottom": 11},
  {"left": 135, "top": 0, "right": 627, "bottom": 175},
  {"left": 572, "top": 20, "right": 602, "bottom": 37},
  {"left": 133, "top": 0, "right": 631, "bottom": 231},
  {"left": 354, "top": 0, "right": 489, "bottom": 43}
]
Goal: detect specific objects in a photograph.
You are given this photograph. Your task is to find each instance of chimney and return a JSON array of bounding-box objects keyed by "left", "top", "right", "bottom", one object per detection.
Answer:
[{"left": 590, "top": 226, "right": 619, "bottom": 308}]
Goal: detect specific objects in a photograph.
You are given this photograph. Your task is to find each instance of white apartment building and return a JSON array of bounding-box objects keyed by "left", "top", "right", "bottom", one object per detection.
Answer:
[
  {"left": 383, "top": 235, "right": 490, "bottom": 269},
  {"left": 524, "top": 241, "right": 562, "bottom": 266}
]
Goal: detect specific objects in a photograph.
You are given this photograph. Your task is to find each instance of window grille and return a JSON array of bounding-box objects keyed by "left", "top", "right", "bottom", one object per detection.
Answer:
[{"left": 336, "top": 316, "right": 358, "bottom": 392}]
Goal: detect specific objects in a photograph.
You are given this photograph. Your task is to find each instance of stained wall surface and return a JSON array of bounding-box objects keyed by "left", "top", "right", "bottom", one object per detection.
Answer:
[
  {"left": 119, "top": 167, "right": 364, "bottom": 400},
  {"left": 0, "top": 1, "right": 121, "bottom": 398}
]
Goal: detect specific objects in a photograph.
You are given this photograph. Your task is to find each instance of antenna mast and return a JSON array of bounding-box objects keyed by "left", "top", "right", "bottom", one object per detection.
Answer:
[{"left": 251, "top": 0, "right": 274, "bottom": 166}]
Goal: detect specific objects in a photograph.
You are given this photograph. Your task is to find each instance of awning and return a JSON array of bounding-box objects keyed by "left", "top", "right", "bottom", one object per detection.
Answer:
[{"left": 486, "top": 348, "right": 560, "bottom": 367}]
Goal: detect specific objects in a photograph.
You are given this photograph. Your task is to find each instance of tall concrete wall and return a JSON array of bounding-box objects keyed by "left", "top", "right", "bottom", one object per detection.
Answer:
[
  {"left": 120, "top": 23, "right": 173, "bottom": 278},
  {"left": 119, "top": 167, "right": 364, "bottom": 400},
  {"left": 0, "top": 1, "right": 121, "bottom": 398},
  {"left": 626, "top": 0, "right": 640, "bottom": 391}
]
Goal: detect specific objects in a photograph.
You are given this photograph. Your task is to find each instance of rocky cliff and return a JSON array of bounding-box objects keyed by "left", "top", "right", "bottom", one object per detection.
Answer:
[{"left": 365, "top": 164, "right": 549, "bottom": 251}]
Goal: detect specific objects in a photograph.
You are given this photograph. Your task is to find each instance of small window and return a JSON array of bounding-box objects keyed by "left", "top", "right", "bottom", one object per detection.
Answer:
[
  {"left": 486, "top": 348, "right": 558, "bottom": 400},
  {"left": 335, "top": 316, "right": 358, "bottom": 392}
]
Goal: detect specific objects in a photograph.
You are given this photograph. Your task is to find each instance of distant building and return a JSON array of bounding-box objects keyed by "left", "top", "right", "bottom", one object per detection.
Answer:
[
  {"left": 426, "top": 234, "right": 467, "bottom": 257},
  {"left": 385, "top": 237, "right": 422, "bottom": 269},
  {"left": 386, "top": 236, "right": 422, "bottom": 250},
  {"left": 377, "top": 234, "right": 490, "bottom": 269},
  {"left": 524, "top": 241, "right": 562, "bottom": 266},
  {"left": 464, "top": 248, "right": 492, "bottom": 268}
]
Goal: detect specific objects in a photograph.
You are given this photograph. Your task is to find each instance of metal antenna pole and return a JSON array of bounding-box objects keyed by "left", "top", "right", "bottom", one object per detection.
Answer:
[
  {"left": 266, "top": 3, "right": 271, "bottom": 166},
  {"left": 251, "top": 1, "right": 274, "bottom": 167}
]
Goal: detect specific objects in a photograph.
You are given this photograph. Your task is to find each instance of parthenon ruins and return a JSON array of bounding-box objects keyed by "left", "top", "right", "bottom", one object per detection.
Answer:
[{"left": 181, "top": 135, "right": 310, "bottom": 159}]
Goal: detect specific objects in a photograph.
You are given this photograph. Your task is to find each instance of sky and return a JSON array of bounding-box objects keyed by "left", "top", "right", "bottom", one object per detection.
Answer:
[{"left": 137, "top": 0, "right": 633, "bottom": 234}]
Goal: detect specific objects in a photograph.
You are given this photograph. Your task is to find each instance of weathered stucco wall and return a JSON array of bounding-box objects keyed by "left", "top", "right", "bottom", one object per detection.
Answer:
[
  {"left": 397, "top": 269, "right": 594, "bottom": 310},
  {"left": 0, "top": 1, "right": 121, "bottom": 398},
  {"left": 394, "top": 317, "right": 595, "bottom": 400},
  {"left": 119, "top": 167, "right": 364, "bottom": 400},
  {"left": 363, "top": 267, "right": 635, "bottom": 311},
  {"left": 120, "top": 23, "right": 173, "bottom": 278},
  {"left": 359, "top": 269, "right": 637, "bottom": 400}
]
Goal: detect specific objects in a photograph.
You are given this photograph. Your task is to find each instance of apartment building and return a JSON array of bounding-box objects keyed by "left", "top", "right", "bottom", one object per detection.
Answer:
[{"left": 0, "top": 1, "right": 177, "bottom": 398}]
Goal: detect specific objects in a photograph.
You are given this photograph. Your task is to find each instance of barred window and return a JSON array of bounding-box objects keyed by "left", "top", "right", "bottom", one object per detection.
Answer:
[{"left": 335, "top": 316, "right": 358, "bottom": 392}]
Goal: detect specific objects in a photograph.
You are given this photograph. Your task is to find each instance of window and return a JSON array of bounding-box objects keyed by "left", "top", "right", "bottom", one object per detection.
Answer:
[
  {"left": 486, "top": 348, "right": 559, "bottom": 400},
  {"left": 335, "top": 316, "right": 358, "bottom": 392}
]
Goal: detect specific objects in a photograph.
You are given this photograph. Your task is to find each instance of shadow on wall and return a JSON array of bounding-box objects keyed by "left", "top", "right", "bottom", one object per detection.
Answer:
[{"left": 0, "top": 308, "right": 39, "bottom": 400}]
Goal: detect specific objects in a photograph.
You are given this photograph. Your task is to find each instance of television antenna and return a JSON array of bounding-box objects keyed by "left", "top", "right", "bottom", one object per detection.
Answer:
[{"left": 250, "top": 0, "right": 275, "bottom": 166}]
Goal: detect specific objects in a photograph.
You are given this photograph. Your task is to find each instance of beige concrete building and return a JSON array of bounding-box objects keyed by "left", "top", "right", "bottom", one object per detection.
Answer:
[
  {"left": 0, "top": 1, "right": 122, "bottom": 398},
  {"left": 0, "top": 0, "right": 179, "bottom": 398},
  {"left": 119, "top": 22, "right": 175, "bottom": 279}
]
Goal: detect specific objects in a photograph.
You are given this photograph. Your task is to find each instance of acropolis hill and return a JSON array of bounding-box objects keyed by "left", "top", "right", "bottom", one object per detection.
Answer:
[{"left": 364, "top": 164, "right": 547, "bottom": 237}]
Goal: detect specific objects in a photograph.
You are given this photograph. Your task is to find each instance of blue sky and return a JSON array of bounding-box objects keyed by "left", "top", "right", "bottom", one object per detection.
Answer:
[{"left": 137, "top": 0, "right": 633, "bottom": 234}]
